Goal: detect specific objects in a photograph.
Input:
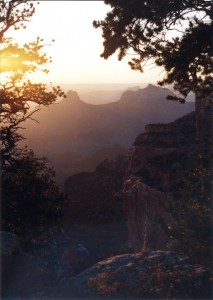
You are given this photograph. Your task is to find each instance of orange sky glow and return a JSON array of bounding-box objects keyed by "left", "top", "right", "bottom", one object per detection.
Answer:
[{"left": 5, "top": 1, "right": 164, "bottom": 85}]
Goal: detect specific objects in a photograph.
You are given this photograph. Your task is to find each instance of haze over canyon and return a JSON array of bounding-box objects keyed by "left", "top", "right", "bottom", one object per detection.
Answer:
[{"left": 21, "top": 84, "right": 194, "bottom": 187}]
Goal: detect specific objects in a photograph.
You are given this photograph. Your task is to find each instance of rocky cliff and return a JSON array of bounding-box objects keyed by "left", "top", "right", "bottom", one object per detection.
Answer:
[
  {"left": 64, "top": 155, "right": 128, "bottom": 223},
  {"left": 124, "top": 112, "right": 197, "bottom": 251}
]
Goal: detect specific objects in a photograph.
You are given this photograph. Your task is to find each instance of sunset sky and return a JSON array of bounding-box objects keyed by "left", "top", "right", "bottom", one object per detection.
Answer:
[{"left": 8, "top": 1, "right": 163, "bottom": 85}]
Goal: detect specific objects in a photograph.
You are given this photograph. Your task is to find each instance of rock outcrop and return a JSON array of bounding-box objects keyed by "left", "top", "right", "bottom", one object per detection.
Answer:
[
  {"left": 124, "top": 112, "right": 197, "bottom": 251},
  {"left": 26, "top": 232, "right": 93, "bottom": 279},
  {"left": 67, "top": 251, "right": 212, "bottom": 299},
  {"left": 0, "top": 231, "right": 21, "bottom": 255},
  {"left": 0, "top": 231, "right": 56, "bottom": 299},
  {"left": 124, "top": 176, "right": 171, "bottom": 251},
  {"left": 1, "top": 231, "right": 93, "bottom": 298}
]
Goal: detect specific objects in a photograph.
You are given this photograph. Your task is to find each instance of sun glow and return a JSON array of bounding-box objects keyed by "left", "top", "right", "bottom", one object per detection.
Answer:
[
  {"left": 1, "top": 57, "right": 14, "bottom": 73},
  {"left": 3, "top": 1, "right": 163, "bottom": 85}
]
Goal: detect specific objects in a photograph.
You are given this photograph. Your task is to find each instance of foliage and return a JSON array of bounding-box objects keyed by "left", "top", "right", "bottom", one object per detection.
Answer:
[
  {"left": 94, "top": 0, "right": 213, "bottom": 101},
  {"left": 165, "top": 142, "right": 213, "bottom": 265},
  {"left": 1, "top": 148, "right": 66, "bottom": 237},
  {"left": 0, "top": 1, "right": 67, "bottom": 237},
  {"left": 0, "top": 0, "right": 65, "bottom": 169},
  {"left": 0, "top": 0, "right": 35, "bottom": 41}
]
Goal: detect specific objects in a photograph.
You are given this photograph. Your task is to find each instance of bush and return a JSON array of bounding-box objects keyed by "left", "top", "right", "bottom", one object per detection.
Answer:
[
  {"left": 166, "top": 141, "right": 213, "bottom": 265},
  {"left": 1, "top": 148, "right": 67, "bottom": 239}
]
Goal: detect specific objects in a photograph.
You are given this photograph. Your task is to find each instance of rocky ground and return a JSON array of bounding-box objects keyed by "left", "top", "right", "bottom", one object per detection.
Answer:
[
  {"left": 1, "top": 226, "right": 212, "bottom": 300},
  {"left": 1, "top": 221, "right": 128, "bottom": 299}
]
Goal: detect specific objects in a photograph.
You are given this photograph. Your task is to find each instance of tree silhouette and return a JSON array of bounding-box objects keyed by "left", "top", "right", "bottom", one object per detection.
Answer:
[
  {"left": 2, "top": 148, "right": 66, "bottom": 237},
  {"left": 94, "top": 0, "right": 212, "bottom": 102},
  {"left": 166, "top": 143, "right": 213, "bottom": 265},
  {"left": 0, "top": 0, "right": 65, "bottom": 169},
  {"left": 0, "top": 0, "right": 66, "bottom": 237}
]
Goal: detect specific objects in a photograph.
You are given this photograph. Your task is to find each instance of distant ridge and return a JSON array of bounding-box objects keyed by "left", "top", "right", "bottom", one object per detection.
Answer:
[
  {"left": 61, "top": 90, "right": 86, "bottom": 105},
  {"left": 21, "top": 84, "right": 194, "bottom": 185},
  {"left": 119, "top": 84, "right": 174, "bottom": 102}
]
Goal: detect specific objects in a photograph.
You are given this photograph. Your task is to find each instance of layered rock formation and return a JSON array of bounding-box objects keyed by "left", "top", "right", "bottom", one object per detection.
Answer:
[{"left": 124, "top": 112, "right": 197, "bottom": 251}]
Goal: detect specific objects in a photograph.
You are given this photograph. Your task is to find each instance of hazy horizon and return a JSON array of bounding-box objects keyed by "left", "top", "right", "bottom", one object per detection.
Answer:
[
  {"left": 50, "top": 82, "right": 195, "bottom": 103},
  {"left": 58, "top": 82, "right": 148, "bottom": 93}
]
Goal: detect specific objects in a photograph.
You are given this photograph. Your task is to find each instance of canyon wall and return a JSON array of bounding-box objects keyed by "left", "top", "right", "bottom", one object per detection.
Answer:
[{"left": 124, "top": 112, "right": 196, "bottom": 251}]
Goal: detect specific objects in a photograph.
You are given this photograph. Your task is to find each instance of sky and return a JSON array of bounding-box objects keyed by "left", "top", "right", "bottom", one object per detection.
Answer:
[{"left": 7, "top": 1, "right": 164, "bottom": 85}]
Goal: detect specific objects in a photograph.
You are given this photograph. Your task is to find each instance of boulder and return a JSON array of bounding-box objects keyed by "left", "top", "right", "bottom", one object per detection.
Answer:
[
  {"left": 1, "top": 252, "right": 56, "bottom": 298},
  {"left": 59, "top": 243, "right": 93, "bottom": 278},
  {"left": 0, "top": 231, "right": 21, "bottom": 255},
  {"left": 69, "top": 251, "right": 212, "bottom": 299},
  {"left": 26, "top": 231, "right": 93, "bottom": 280}
]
